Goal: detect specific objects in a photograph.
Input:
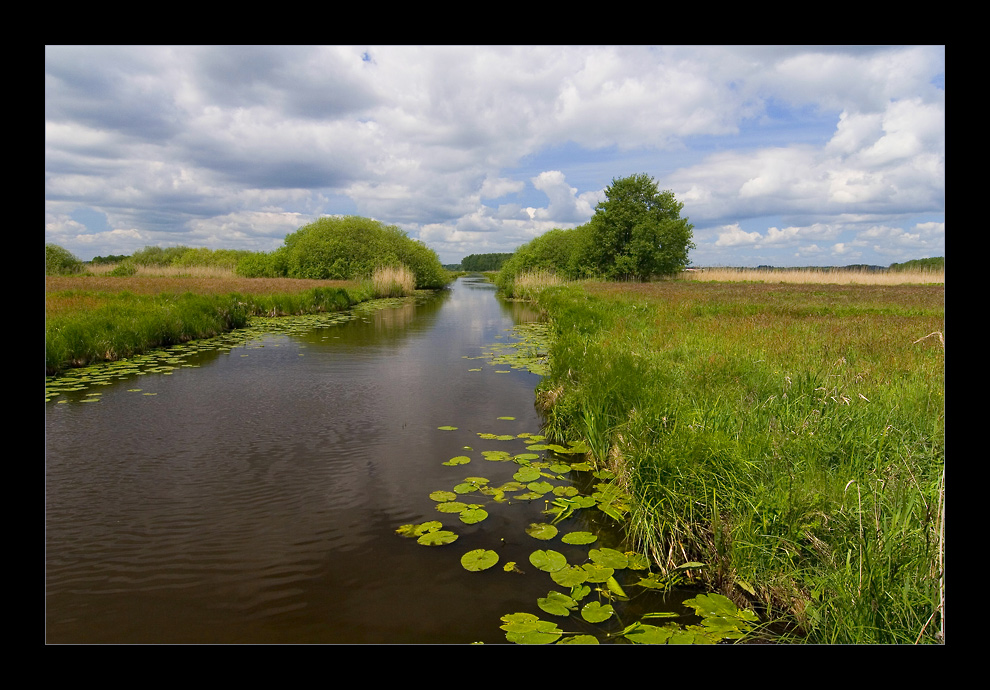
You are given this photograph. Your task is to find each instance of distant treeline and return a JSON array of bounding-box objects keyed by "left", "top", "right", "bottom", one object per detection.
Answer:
[
  {"left": 459, "top": 253, "right": 515, "bottom": 272},
  {"left": 698, "top": 257, "right": 944, "bottom": 273}
]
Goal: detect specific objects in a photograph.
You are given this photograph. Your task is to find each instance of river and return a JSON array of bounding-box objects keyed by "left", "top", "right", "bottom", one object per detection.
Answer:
[{"left": 46, "top": 275, "right": 612, "bottom": 643}]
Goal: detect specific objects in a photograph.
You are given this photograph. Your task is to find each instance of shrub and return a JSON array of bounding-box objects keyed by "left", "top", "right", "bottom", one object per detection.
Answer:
[{"left": 46, "top": 244, "right": 84, "bottom": 276}]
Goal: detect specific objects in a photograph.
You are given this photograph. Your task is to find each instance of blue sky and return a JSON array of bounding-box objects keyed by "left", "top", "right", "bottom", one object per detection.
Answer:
[{"left": 45, "top": 45, "right": 945, "bottom": 267}]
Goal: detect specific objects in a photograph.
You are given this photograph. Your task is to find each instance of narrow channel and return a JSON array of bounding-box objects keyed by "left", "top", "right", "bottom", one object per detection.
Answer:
[{"left": 45, "top": 275, "right": 577, "bottom": 643}]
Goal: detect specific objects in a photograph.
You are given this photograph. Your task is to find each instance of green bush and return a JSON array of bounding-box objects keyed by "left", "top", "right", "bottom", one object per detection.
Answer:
[{"left": 46, "top": 244, "right": 84, "bottom": 276}]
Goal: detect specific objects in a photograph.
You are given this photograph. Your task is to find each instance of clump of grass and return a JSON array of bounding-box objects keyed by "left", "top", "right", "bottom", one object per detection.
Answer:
[
  {"left": 507, "top": 269, "right": 568, "bottom": 299},
  {"left": 368, "top": 264, "right": 416, "bottom": 298}
]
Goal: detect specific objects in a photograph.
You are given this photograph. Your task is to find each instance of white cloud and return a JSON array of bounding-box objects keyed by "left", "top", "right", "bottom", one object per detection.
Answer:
[{"left": 45, "top": 45, "right": 944, "bottom": 265}]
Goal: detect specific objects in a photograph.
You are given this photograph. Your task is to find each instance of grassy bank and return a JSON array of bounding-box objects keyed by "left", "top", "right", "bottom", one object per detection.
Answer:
[
  {"left": 527, "top": 278, "right": 944, "bottom": 643},
  {"left": 44, "top": 274, "right": 390, "bottom": 375}
]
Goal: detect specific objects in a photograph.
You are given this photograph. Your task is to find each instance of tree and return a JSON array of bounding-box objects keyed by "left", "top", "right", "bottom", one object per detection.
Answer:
[{"left": 584, "top": 174, "right": 694, "bottom": 280}]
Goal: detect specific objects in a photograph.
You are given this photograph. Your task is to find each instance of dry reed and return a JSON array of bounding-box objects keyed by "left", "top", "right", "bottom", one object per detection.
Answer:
[{"left": 682, "top": 267, "right": 944, "bottom": 285}]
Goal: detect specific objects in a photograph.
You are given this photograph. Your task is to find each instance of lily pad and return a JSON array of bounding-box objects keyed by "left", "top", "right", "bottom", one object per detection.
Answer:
[
  {"left": 417, "top": 530, "right": 459, "bottom": 546},
  {"left": 581, "top": 601, "right": 615, "bottom": 623},
  {"left": 500, "top": 613, "right": 563, "bottom": 645},
  {"left": 525, "top": 523, "right": 558, "bottom": 540},
  {"left": 443, "top": 455, "right": 471, "bottom": 466},
  {"left": 589, "top": 547, "right": 628, "bottom": 570},
  {"left": 561, "top": 531, "right": 598, "bottom": 545},
  {"left": 461, "top": 548, "right": 499, "bottom": 571},
  {"left": 437, "top": 426, "right": 458, "bottom": 431},
  {"left": 513, "top": 466, "right": 542, "bottom": 482},
  {"left": 529, "top": 549, "right": 567, "bottom": 573},
  {"left": 429, "top": 490, "right": 458, "bottom": 502},
  {"left": 550, "top": 565, "right": 589, "bottom": 588},
  {"left": 458, "top": 506, "right": 489, "bottom": 524},
  {"left": 538, "top": 591, "right": 577, "bottom": 616}
]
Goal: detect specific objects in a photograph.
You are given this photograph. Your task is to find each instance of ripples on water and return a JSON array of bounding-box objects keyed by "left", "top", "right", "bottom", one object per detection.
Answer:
[{"left": 46, "top": 277, "right": 555, "bottom": 643}]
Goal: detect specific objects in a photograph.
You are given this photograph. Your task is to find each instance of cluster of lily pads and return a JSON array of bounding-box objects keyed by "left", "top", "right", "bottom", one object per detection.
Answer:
[{"left": 396, "top": 423, "right": 759, "bottom": 644}]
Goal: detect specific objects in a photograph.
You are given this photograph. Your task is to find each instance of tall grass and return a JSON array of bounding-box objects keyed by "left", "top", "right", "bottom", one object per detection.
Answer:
[
  {"left": 531, "top": 280, "right": 944, "bottom": 643},
  {"left": 367, "top": 264, "right": 416, "bottom": 297},
  {"left": 45, "top": 276, "right": 376, "bottom": 375},
  {"left": 683, "top": 266, "right": 945, "bottom": 285}
]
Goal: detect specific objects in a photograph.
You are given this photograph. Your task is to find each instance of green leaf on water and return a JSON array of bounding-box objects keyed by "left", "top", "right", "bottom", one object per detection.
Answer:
[
  {"left": 561, "top": 531, "right": 598, "bottom": 545},
  {"left": 443, "top": 455, "right": 471, "bottom": 466},
  {"left": 559, "top": 634, "right": 600, "bottom": 644},
  {"left": 436, "top": 501, "right": 470, "bottom": 513},
  {"left": 497, "top": 416, "right": 516, "bottom": 420},
  {"left": 581, "top": 562, "right": 615, "bottom": 583},
  {"left": 417, "top": 530, "right": 459, "bottom": 546},
  {"left": 537, "top": 591, "right": 577, "bottom": 616},
  {"left": 550, "top": 566, "right": 589, "bottom": 588},
  {"left": 526, "top": 481, "right": 554, "bottom": 495},
  {"left": 459, "top": 506, "right": 489, "bottom": 524},
  {"left": 622, "top": 623, "right": 676, "bottom": 645},
  {"left": 529, "top": 549, "right": 567, "bottom": 572},
  {"left": 526, "top": 523, "right": 558, "bottom": 540},
  {"left": 581, "top": 601, "right": 614, "bottom": 623},
  {"left": 438, "top": 426, "right": 458, "bottom": 431},
  {"left": 589, "top": 547, "right": 628, "bottom": 570},
  {"left": 395, "top": 520, "right": 443, "bottom": 537},
  {"left": 500, "top": 613, "right": 563, "bottom": 645},
  {"left": 513, "top": 466, "right": 542, "bottom": 482},
  {"left": 461, "top": 548, "right": 499, "bottom": 571},
  {"left": 429, "top": 490, "right": 458, "bottom": 502}
]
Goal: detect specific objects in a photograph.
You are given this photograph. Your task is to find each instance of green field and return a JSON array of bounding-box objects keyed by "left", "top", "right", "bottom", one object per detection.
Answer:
[{"left": 527, "top": 277, "right": 944, "bottom": 643}]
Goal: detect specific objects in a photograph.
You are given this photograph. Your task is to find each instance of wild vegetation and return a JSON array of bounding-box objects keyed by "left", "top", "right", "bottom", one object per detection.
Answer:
[
  {"left": 45, "top": 216, "right": 452, "bottom": 375},
  {"left": 495, "top": 174, "right": 695, "bottom": 294},
  {"left": 501, "top": 277, "right": 945, "bottom": 643}
]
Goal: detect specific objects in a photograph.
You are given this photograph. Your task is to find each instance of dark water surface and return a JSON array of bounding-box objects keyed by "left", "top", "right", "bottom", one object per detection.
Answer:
[{"left": 46, "top": 276, "right": 602, "bottom": 644}]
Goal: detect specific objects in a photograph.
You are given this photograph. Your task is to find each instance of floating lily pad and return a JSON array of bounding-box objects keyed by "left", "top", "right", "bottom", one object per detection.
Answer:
[
  {"left": 550, "top": 566, "right": 588, "bottom": 588},
  {"left": 429, "top": 490, "right": 458, "bottom": 502},
  {"left": 500, "top": 613, "right": 563, "bottom": 645},
  {"left": 581, "top": 601, "right": 615, "bottom": 623},
  {"left": 395, "top": 520, "right": 443, "bottom": 537},
  {"left": 417, "top": 529, "right": 459, "bottom": 546},
  {"left": 497, "top": 416, "right": 516, "bottom": 420},
  {"left": 529, "top": 549, "right": 567, "bottom": 572},
  {"left": 561, "top": 531, "right": 598, "bottom": 545},
  {"left": 436, "top": 501, "right": 470, "bottom": 513},
  {"left": 513, "top": 466, "right": 542, "bottom": 482},
  {"left": 458, "top": 506, "right": 489, "bottom": 524},
  {"left": 525, "top": 523, "right": 558, "bottom": 540},
  {"left": 538, "top": 591, "right": 577, "bottom": 616},
  {"left": 437, "top": 426, "right": 458, "bottom": 431},
  {"left": 526, "top": 481, "right": 554, "bottom": 495},
  {"left": 461, "top": 548, "right": 499, "bottom": 571},
  {"left": 589, "top": 547, "right": 629, "bottom": 570},
  {"left": 443, "top": 455, "right": 471, "bottom": 466}
]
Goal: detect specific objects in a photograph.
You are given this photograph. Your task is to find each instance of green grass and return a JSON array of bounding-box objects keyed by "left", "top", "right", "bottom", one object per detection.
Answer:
[
  {"left": 45, "top": 281, "right": 376, "bottom": 375},
  {"left": 528, "top": 279, "right": 944, "bottom": 643}
]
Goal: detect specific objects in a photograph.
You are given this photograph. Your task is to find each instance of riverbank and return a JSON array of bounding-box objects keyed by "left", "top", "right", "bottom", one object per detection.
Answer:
[
  {"left": 45, "top": 275, "right": 386, "bottom": 375},
  {"left": 525, "top": 278, "right": 945, "bottom": 643}
]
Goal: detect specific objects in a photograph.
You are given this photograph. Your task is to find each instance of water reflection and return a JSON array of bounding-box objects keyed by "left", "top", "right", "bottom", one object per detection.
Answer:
[{"left": 46, "top": 277, "right": 556, "bottom": 643}]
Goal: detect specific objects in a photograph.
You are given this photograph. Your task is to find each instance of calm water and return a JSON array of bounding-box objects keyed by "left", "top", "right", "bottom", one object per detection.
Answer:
[{"left": 46, "top": 276, "right": 619, "bottom": 644}]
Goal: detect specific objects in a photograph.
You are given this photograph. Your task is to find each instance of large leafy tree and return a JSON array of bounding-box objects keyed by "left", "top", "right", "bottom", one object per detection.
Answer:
[{"left": 584, "top": 174, "right": 695, "bottom": 280}]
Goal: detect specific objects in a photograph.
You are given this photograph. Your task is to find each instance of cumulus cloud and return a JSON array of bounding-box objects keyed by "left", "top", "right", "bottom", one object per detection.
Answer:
[{"left": 45, "top": 45, "right": 943, "bottom": 265}]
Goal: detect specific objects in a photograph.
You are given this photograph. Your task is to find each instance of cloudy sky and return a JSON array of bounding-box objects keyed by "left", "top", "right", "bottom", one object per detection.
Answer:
[{"left": 45, "top": 45, "right": 945, "bottom": 267}]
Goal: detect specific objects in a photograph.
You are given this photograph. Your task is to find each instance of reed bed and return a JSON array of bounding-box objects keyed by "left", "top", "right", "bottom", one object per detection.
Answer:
[
  {"left": 367, "top": 264, "right": 416, "bottom": 298},
  {"left": 531, "top": 279, "right": 945, "bottom": 643},
  {"left": 682, "top": 266, "right": 944, "bottom": 285}
]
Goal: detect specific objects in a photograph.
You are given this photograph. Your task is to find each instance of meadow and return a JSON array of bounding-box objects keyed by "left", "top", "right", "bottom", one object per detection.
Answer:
[
  {"left": 525, "top": 271, "right": 944, "bottom": 643},
  {"left": 44, "top": 265, "right": 415, "bottom": 375}
]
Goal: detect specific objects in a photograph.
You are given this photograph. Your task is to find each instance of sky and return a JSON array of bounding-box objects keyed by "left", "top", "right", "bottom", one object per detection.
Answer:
[{"left": 45, "top": 45, "right": 945, "bottom": 267}]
